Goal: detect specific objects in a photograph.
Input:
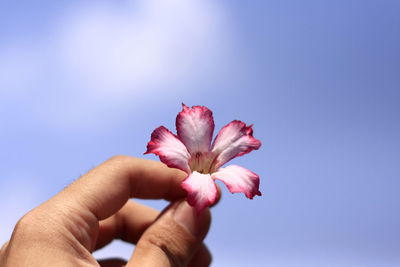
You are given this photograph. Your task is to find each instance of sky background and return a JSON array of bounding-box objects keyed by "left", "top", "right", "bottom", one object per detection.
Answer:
[{"left": 1, "top": 0, "right": 400, "bottom": 266}]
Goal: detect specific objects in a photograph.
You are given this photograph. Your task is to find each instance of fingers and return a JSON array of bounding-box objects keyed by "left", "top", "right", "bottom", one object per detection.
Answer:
[
  {"left": 95, "top": 201, "right": 211, "bottom": 254},
  {"left": 188, "top": 245, "right": 212, "bottom": 267},
  {"left": 95, "top": 200, "right": 212, "bottom": 267},
  {"left": 95, "top": 200, "right": 159, "bottom": 250},
  {"left": 50, "top": 156, "right": 187, "bottom": 221},
  {"left": 128, "top": 201, "right": 211, "bottom": 267}
]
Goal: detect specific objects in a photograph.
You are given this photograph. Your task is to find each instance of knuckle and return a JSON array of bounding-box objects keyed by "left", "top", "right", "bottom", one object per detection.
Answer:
[
  {"left": 11, "top": 212, "right": 40, "bottom": 241},
  {"left": 13, "top": 209, "right": 57, "bottom": 239},
  {"left": 14, "top": 211, "right": 38, "bottom": 234},
  {"left": 0, "top": 241, "right": 9, "bottom": 254}
]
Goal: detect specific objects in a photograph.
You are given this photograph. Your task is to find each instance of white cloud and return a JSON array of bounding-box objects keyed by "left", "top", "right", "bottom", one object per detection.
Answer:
[
  {"left": 0, "top": 0, "right": 233, "bottom": 130},
  {"left": 57, "top": 0, "right": 229, "bottom": 94}
]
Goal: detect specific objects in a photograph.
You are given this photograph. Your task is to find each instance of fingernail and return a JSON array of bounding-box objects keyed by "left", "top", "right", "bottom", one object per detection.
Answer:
[{"left": 173, "top": 201, "right": 199, "bottom": 235}]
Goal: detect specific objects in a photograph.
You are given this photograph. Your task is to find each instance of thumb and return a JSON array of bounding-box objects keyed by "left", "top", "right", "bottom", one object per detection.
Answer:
[{"left": 127, "top": 201, "right": 211, "bottom": 267}]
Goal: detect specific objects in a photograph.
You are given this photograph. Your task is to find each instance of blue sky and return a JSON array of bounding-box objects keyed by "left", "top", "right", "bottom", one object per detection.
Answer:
[{"left": 1, "top": 0, "right": 399, "bottom": 266}]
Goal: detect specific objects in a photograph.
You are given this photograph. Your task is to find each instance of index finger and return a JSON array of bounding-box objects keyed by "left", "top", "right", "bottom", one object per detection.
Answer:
[{"left": 50, "top": 155, "right": 187, "bottom": 221}]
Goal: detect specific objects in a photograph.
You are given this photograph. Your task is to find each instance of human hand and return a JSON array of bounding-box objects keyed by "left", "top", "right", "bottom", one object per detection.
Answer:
[{"left": 0, "top": 156, "right": 213, "bottom": 267}]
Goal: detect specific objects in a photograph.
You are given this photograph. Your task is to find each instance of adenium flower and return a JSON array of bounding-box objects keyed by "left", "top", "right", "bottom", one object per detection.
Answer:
[{"left": 145, "top": 104, "right": 262, "bottom": 213}]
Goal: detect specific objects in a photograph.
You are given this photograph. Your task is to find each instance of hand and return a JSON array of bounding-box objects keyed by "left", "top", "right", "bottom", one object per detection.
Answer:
[{"left": 0, "top": 156, "right": 213, "bottom": 267}]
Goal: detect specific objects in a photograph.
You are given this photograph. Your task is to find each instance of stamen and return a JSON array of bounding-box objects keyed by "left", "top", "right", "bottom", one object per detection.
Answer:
[{"left": 189, "top": 152, "right": 213, "bottom": 174}]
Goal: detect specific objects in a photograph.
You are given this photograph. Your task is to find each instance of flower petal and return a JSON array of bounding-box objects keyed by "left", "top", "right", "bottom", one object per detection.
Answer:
[
  {"left": 181, "top": 171, "right": 218, "bottom": 213},
  {"left": 212, "top": 165, "right": 262, "bottom": 199},
  {"left": 211, "top": 120, "right": 261, "bottom": 168},
  {"left": 145, "top": 126, "right": 191, "bottom": 173},
  {"left": 176, "top": 104, "right": 215, "bottom": 155}
]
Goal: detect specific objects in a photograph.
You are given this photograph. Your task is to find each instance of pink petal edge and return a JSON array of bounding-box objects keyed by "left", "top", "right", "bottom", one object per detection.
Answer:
[
  {"left": 176, "top": 104, "right": 215, "bottom": 155},
  {"left": 181, "top": 171, "right": 218, "bottom": 214},
  {"left": 212, "top": 165, "right": 262, "bottom": 199},
  {"left": 145, "top": 126, "right": 191, "bottom": 174},
  {"left": 211, "top": 120, "right": 261, "bottom": 168}
]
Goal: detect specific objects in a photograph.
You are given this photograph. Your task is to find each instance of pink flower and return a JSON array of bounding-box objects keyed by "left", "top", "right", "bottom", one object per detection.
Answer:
[{"left": 145, "top": 104, "right": 262, "bottom": 213}]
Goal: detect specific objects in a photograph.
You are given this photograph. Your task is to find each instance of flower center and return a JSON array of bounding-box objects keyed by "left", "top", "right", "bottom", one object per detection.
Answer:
[{"left": 188, "top": 152, "right": 216, "bottom": 174}]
